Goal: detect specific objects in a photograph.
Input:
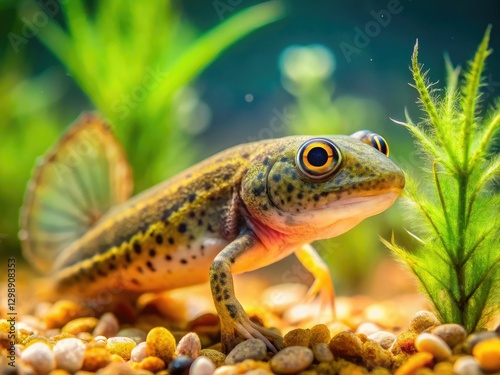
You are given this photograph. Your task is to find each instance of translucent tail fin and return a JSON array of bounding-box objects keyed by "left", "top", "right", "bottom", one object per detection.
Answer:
[{"left": 19, "top": 113, "right": 133, "bottom": 273}]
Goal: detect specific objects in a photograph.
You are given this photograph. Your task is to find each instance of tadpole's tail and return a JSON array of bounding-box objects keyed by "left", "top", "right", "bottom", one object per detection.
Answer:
[{"left": 19, "top": 113, "right": 133, "bottom": 273}]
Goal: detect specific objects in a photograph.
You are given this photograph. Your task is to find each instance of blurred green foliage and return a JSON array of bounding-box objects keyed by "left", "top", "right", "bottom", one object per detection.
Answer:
[{"left": 0, "top": 0, "right": 285, "bottom": 256}]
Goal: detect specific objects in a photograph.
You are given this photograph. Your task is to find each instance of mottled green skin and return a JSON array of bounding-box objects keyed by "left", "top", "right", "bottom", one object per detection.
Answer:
[{"left": 55, "top": 135, "right": 404, "bottom": 299}]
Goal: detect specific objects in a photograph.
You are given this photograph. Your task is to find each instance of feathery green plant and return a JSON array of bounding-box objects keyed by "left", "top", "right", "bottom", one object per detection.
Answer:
[{"left": 384, "top": 27, "right": 500, "bottom": 331}]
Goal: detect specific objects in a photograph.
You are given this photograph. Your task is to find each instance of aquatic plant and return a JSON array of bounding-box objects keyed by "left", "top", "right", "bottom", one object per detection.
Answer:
[
  {"left": 33, "top": 0, "right": 285, "bottom": 191},
  {"left": 384, "top": 27, "right": 500, "bottom": 331}
]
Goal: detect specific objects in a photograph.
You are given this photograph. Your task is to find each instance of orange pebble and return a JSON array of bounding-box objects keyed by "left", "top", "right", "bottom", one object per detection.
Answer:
[
  {"left": 395, "top": 352, "right": 433, "bottom": 375},
  {"left": 472, "top": 338, "right": 500, "bottom": 372}
]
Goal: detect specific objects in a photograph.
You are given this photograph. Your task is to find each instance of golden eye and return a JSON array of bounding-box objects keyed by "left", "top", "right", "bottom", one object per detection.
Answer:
[
  {"left": 296, "top": 138, "right": 342, "bottom": 179},
  {"left": 351, "top": 130, "right": 390, "bottom": 157}
]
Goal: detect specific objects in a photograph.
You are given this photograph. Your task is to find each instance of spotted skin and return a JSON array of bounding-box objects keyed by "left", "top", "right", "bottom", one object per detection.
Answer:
[{"left": 23, "top": 116, "right": 404, "bottom": 353}]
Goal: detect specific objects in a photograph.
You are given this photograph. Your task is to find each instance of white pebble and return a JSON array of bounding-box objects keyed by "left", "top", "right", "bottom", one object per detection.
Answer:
[
  {"left": 356, "top": 322, "right": 382, "bottom": 336},
  {"left": 130, "top": 341, "right": 147, "bottom": 362},
  {"left": 21, "top": 342, "right": 56, "bottom": 374},
  {"left": 190, "top": 356, "right": 216, "bottom": 375},
  {"left": 94, "top": 335, "right": 107, "bottom": 343},
  {"left": 415, "top": 333, "right": 452, "bottom": 360},
  {"left": 53, "top": 338, "right": 86, "bottom": 372},
  {"left": 368, "top": 331, "right": 397, "bottom": 350},
  {"left": 177, "top": 332, "right": 201, "bottom": 358},
  {"left": 454, "top": 355, "right": 482, "bottom": 375}
]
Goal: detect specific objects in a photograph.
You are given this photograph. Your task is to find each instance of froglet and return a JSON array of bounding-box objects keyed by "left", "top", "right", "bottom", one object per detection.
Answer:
[{"left": 20, "top": 114, "right": 405, "bottom": 352}]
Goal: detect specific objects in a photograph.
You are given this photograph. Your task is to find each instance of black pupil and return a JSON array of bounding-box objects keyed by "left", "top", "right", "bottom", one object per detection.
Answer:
[{"left": 307, "top": 147, "right": 329, "bottom": 167}]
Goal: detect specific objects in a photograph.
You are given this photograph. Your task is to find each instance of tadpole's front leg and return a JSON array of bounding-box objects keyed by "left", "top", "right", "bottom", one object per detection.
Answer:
[{"left": 210, "top": 229, "right": 284, "bottom": 353}]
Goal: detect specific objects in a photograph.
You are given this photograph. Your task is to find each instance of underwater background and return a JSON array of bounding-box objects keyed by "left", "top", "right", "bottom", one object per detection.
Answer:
[{"left": 0, "top": 0, "right": 499, "bottom": 296}]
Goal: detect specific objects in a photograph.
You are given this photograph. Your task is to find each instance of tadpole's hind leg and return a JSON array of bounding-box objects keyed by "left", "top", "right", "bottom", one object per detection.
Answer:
[
  {"left": 210, "top": 229, "right": 284, "bottom": 353},
  {"left": 295, "top": 243, "right": 336, "bottom": 321}
]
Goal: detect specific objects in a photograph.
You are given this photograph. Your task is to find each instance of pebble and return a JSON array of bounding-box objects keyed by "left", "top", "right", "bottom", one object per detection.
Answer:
[
  {"left": 312, "top": 343, "right": 334, "bottom": 363},
  {"left": 190, "top": 356, "right": 216, "bottom": 375},
  {"left": 270, "top": 346, "right": 314, "bottom": 374},
  {"left": 310, "top": 324, "right": 331, "bottom": 346},
  {"left": 200, "top": 349, "right": 226, "bottom": 367},
  {"left": 168, "top": 356, "right": 194, "bottom": 375},
  {"left": 62, "top": 317, "right": 100, "bottom": 335},
  {"left": 284, "top": 328, "right": 311, "bottom": 347},
  {"left": 415, "top": 332, "right": 452, "bottom": 360},
  {"left": 472, "top": 337, "right": 500, "bottom": 372},
  {"left": 430, "top": 323, "right": 467, "bottom": 349},
  {"left": 131, "top": 342, "right": 148, "bottom": 362},
  {"left": 146, "top": 327, "right": 176, "bottom": 363},
  {"left": 133, "top": 356, "right": 166, "bottom": 372},
  {"left": 96, "top": 361, "right": 135, "bottom": 375},
  {"left": 53, "top": 338, "right": 86, "bottom": 372},
  {"left": 45, "top": 300, "right": 84, "bottom": 329},
  {"left": 329, "top": 331, "right": 364, "bottom": 360},
  {"left": 261, "top": 283, "right": 308, "bottom": 314},
  {"left": 453, "top": 355, "right": 482, "bottom": 375},
  {"left": 21, "top": 342, "right": 56, "bottom": 374},
  {"left": 465, "top": 331, "right": 498, "bottom": 353},
  {"left": 117, "top": 328, "right": 147, "bottom": 344},
  {"left": 93, "top": 313, "right": 119, "bottom": 338},
  {"left": 356, "top": 322, "right": 382, "bottom": 337},
  {"left": 177, "top": 332, "right": 201, "bottom": 358},
  {"left": 94, "top": 336, "right": 107, "bottom": 343},
  {"left": 214, "top": 365, "right": 238, "bottom": 375},
  {"left": 363, "top": 340, "right": 392, "bottom": 369},
  {"left": 408, "top": 311, "right": 441, "bottom": 333},
  {"left": 391, "top": 331, "right": 418, "bottom": 355},
  {"left": 225, "top": 339, "right": 267, "bottom": 364},
  {"left": 81, "top": 347, "right": 112, "bottom": 372},
  {"left": 368, "top": 331, "right": 396, "bottom": 350},
  {"left": 106, "top": 337, "right": 136, "bottom": 360},
  {"left": 394, "top": 352, "right": 433, "bottom": 375}
]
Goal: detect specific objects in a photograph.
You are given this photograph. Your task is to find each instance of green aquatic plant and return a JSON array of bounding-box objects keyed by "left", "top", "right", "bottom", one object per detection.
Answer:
[
  {"left": 33, "top": 0, "right": 285, "bottom": 191},
  {"left": 384, "top": 27, "right": 500, "bottom": 331}
]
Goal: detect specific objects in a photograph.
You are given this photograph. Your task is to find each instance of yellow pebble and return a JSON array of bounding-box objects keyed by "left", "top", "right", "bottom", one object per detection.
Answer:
[
  {"left": 136, "top": 356, "right": 166, "bottom": 372},
  {"left": 48, "top": 370, "right": 71, "bottom": 375},
  {"left": 284, "top": 328, "right": 311, "bottom": 347},
  {"left": 472, "top": 338, "right": 500, "bottom": 372},
  {"left": 146, "top": 327, "right": 176, "bottom": 364},
  {"left": 394, "top": 352, "right": 433, "bottom": 375},
  {"left": 81, "top": 347, "right": 112, "bottom": 372},
  {"left": 45, "top": 300, "right": 84, "bottom": 329},
  {"left": 106, "top": 337, "right": 136, "bottom": 360},
  {"left": 62, "top": 317, "right": 99, "bottom": 335},
  {"left": 310, "top": 324, "right": 331, "bottom": 347}
]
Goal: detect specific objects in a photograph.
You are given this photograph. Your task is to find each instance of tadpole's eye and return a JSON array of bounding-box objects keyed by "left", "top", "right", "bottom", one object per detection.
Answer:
[
  {"left": 296, "top": 138, "right": 342, "bottom": 179},
  {"left": 351, "top": 130, "right": 390, "bottom": 157}
]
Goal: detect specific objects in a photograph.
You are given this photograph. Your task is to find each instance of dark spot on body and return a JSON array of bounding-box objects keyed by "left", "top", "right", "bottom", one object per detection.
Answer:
[
  {"left": 223, "top": 291, "right": 230, "bottom": 300},
  {"left": 198, "top": 219, "right": 203, "bottom": 226},
  {"left": 207, "top": 224, "right": 215, "bottom": 233},
  {"left": 263, "top": 157, "right": 269, "bottom": 165},
  {"left": 149, "top": 249, "right": 156, "bottom": 257},
  {"left": 281, "top": 157, "right": 288, "bottom": 162},
  {"left": 180, "top": 259, "right": 188, "bottom": 264},
  {"left": 178, "top": 223, "right": 187, "bottom": 233},
  {"left": 321, "top": 191, "right": 329, "bottom": 197},
  {"left": 155, "top": 234, "right": 163, "bottom": 245},
  {"left": 125, "top": 250, "right": 132, "bottom": 263},
  {"left": 137, "top": 266, "right": 143, "bottom": 274},
  {"left": 204, "top": 182, "right": 213, "bottom": 190},
  {"left": 200, "top": 210, "right": 206, "bottom": 217},
  {"left": 166, "top": 255, "right": 172, "bottom": 261},
  {"left": 109, "top": 263, "right": 116, "bottom": 271},
  {"left": 252, "top": 185, "right": 265, "bottom": 196},
  {"left": 97, "top": 269, "right": 106, "bottom": 277},
  {"left": 111, "top": 254, "right": 116, "bottom": 261},
  {"left": 225, "top": 304, "right": 238, "bottom": 318},
  {"left": 188, "top": 194, "right": 197, "bottom": 203},
  {"left": 272, "top": 174, "right": 281, "bottom": 182},
  {"left": 216, "top": 295, "right": 223, "bottom": 302},
  {"left": 257, "top": 172, "right": 264, "bottom": 180},
  {"left": 287, "top": 184, "right": 294, "bottom": 193},
  {"left": 189, "top": 234, "right": 195, "bottom": 241},
  {"left": 297, "top": 192, "right": 303, "bottom": 199},
  {"left": 146, "top": 261, "right": 156, "bottom": 272},
  {"left": 223, "top": 173, "right": 231, "bottom": 181},
  {"left": 280, "top": 199, "right": 285, "bottom": 205},
  {"left": 215, "top": 285, "right": 221, "bottom": 294},
  {"left": 133, "top": 242, "right": 141, "bottom": 254},
  {"left": 313, "top": 194, "right": 320, "bottom": 201},
  {"left": 242, "top": 153, "right": 250, "bottom": 159},
  {"left": 168, "top": 237, "right": 175, "bottom": 245},
  {"left": 191, "top": 255, "right": 197, "bottom": 259},
  {"left": 188, "top": 211, "right": 195, "bottom": 218},
  {"left": 261, "top": 204, "right": 269, "bottom": 210},
  {"left": 131, "top": 278, "right": 141, "bottom": 286}
]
